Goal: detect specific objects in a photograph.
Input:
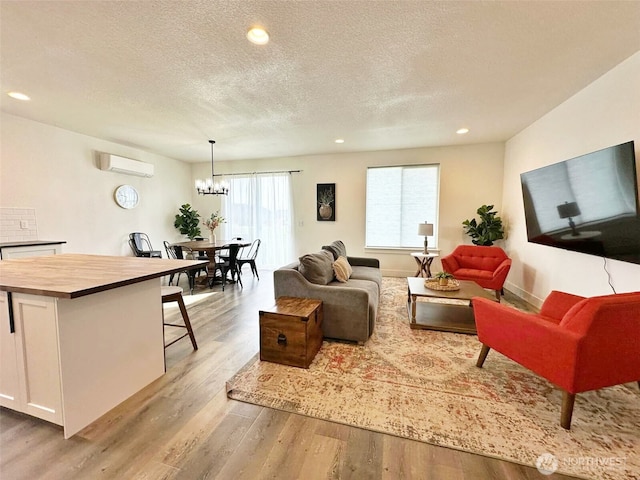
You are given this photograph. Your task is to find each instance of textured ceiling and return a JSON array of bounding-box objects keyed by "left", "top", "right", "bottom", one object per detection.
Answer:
[{"left": 1, "top": 1, "right": 639, "bottom": 163}]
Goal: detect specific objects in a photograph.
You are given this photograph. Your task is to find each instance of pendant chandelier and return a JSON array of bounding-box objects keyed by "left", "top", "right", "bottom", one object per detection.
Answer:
[{"left": 195, "top": 140, "right": 229, "bottom": 195}]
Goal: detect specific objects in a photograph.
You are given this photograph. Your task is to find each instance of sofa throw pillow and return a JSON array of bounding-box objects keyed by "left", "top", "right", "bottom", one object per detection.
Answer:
[
  {"left": 333, "top": 255, "right": 353, "bottom": 283},
  {"left": 322, "top": 240, "right": 347, "bottom": 261},
  {"left": 299, "top": 250, "right": 335, "bottom": 285}
]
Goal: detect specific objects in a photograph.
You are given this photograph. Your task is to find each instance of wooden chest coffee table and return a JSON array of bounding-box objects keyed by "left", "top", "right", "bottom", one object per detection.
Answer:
[
  {"left": 259, "top": 297, "right": 323, "bottom": 368},
  {"left": 406, "top": 277, "right": 497, "bottom": 334}
]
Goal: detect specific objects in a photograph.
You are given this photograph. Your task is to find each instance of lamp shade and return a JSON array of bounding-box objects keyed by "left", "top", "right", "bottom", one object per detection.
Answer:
[
  {"left": 418, "top": 223, "right": 434, "bottom": 236},
  {"left": 557, "top": 201, "right": 581, "bottom": 219}
]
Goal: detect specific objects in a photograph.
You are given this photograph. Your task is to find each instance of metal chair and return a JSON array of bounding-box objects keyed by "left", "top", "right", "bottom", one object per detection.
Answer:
[
  {"left": 163, "top": 241, "right": 205, "bottom": 294},
  {"left": 237, "top": 239, "right": 261, "bottom": 279},
  {"left": 129, "top": 232, "right": 162, "bottom": 258},
  {"left": 217, "top": 236, "right": 244, "bottom": 263},
  {"left": 209, "top": 243, "right": 243, "bottom": 291},
  {"left": 163, "top": 241, "right": 184, "bottom": 287}
]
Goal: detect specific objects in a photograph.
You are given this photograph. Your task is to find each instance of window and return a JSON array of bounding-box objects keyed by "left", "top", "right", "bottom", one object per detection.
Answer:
[
  {"left": 365, "top": 164, "right": 439, "bottom": 249},
  {"left": 224, "top": 173, "right": 294, "bottom": 268}
]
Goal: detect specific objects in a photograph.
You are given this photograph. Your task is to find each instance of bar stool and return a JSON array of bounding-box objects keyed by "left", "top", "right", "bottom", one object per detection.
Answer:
[{"left": 161, "top": 286, "right": 198, "bottom": 351}]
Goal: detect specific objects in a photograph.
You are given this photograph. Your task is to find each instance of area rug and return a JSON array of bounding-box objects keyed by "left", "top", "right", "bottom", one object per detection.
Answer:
[{"left": 226, "top": 278, "right": 639, "bottom": 480}]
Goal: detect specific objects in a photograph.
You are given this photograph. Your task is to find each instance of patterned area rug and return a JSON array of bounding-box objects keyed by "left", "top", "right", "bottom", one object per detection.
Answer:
[{"left": 227, "top": 278, "right": 639, "bottom": 480}]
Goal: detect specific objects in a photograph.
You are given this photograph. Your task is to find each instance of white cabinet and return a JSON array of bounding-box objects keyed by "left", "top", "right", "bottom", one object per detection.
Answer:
[
  {"left": 0, "top": 293, "right": 20, "bottom": 412},
  {"left": 0, "top": 242, "right": 63, "bottom": 259},
  {"left": 0, "top": 292, "right": 63, "bottom": 425}
]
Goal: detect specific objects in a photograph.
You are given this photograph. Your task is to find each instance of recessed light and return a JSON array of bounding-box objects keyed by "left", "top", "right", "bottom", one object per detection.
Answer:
[
  {"left": 7, "top": 91, "right": 30, "bottom": 101},
  {"left": 335, "top": 139, "right": 345, "bottom": 144},
  {"left": 247, "top": 27, "right": 269, "bottom": 45},
  {"left": 456, "top": 128, "right": 469, "bottom": 135}
]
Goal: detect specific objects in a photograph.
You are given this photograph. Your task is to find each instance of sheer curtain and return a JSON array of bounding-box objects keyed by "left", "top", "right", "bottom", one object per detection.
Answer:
[{"left": 224, "top": 173, "right": 294, "bottom": 269}]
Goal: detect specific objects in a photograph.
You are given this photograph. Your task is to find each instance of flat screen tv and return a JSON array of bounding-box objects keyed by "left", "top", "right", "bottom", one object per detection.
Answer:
[{"left": 520, "top": 140, "right": 640, "bottom": 265}]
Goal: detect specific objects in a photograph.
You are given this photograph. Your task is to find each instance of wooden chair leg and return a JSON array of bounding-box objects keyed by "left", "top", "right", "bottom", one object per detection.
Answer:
[
  {"left": 162, "top": 290, "right": 198, "bottom": 351},
  {"left": 176, "top": 295, "right": 198, "bottom": 350},
  {"left": 495, "top": 289, "right": 501, "bottom": 302},
  {"left": 561, "top": 391, "right": 575, "bottom": 430},
  {"left": 476, "top": 344, "right": 490, "bottom": 367}
]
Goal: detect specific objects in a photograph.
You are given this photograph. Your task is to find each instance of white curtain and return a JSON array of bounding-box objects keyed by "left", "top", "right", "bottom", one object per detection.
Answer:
[{"left": 224, "top": 173, "right": 294, "bottom": 269}]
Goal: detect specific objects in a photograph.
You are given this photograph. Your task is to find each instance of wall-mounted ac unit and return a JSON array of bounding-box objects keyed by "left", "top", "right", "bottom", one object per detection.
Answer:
[{"left": 99, "top": 153, "right": 154, "bottom": 177}]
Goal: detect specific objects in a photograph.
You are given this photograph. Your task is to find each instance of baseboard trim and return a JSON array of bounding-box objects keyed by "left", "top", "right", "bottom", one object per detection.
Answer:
[{"left": 504, "top": 280, "right": 544, "bottom": 309}]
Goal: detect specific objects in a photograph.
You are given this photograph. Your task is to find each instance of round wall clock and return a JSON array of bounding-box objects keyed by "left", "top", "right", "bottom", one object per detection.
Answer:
[{"left": 114, "top": 184, "right": 139, "bottom": 209}]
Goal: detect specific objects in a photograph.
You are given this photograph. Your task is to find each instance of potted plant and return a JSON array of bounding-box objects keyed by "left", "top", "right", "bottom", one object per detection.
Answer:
[
  {"left": 434, "top": 271, "right": 454, "bottom": 286},
  {"left": 174, "top": 204, "right": 201, "bottom": 240},
  {"left": 462, "top": 204, "right": 505, "bottom": 246}
]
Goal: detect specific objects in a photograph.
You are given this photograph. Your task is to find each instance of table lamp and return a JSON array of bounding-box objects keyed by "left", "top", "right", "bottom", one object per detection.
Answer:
[
  {"left": 557, "top": 201, "right": 581, "bottom": 236},
  {"left": 418, "top": 222, "right": 434, "bottom": 254}
]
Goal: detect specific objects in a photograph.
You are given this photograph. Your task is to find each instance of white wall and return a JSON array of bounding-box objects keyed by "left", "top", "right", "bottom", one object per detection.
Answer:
[
  {"left": 502, "top": 52, "right": 640, "bottom": 306},
  {"left": 0, "top": 113, "right": 193, "bottom": 256},
  {"left": 195, "top": 142, "right": 505, "bottom": 276},
  {"left": 1, "top": 113, "right": 504, "bottom": 270}
]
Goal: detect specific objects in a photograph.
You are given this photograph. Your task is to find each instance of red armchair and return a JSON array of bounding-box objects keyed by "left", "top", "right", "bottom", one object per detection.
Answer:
[
  {"left": 441, "top": 245, "right": 511, "bottom": 300},
  {"left": 473, "top": 290, "right": 640, "bottom": 429}
]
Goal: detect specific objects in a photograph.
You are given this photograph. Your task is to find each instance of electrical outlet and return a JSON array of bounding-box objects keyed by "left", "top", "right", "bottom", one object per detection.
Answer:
[{"left": 20, "top": 220, "right": 29, "bottom": 229}]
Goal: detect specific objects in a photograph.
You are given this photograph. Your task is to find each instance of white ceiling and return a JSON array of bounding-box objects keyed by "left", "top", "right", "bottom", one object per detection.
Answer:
[{"left": 1, "top": 1, "right": 639, "bottom": 163}]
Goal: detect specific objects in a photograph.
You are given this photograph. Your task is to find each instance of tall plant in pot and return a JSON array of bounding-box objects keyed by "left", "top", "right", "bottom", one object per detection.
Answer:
[
  {"left": 174, "top": 204, "right": 201, "bottom": 240},
  {"left": 462, "top": 204, "right": 505, "bottom": 246}
]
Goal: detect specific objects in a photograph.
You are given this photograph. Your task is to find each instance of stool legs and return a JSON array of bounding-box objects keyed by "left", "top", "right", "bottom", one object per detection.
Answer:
[{"left": 162, "top": 291, "right": 198, "bottom": 350}]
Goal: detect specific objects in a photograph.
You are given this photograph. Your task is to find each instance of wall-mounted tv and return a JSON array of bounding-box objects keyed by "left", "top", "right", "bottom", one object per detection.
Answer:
[{"left": 520, "top": 140, "right": 640, "bottom": 265}]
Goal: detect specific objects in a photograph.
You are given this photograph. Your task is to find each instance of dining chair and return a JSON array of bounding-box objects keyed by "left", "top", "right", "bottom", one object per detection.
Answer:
[
  {"left": 163, "top": 241, "right": 205, "bottom": 294},
  {"left": 237, "top": 239, "right": 261, "bottom": 279},
  {"left": 128, "top": 232, "right": 162, "bottom": 258},
  {"left": 217, "top": 237, "right": 244, "bottom": 263},
  {"left": 209, "top": 243, "right": 243, "bottom": 291},
  {"left": 163, "top": 241, "right": 184, "bottom": 287}
]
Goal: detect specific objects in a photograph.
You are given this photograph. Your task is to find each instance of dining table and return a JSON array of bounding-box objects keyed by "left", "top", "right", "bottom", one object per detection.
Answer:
[{"left": 171, "top": 239, "right": 251, "bottom": 286}]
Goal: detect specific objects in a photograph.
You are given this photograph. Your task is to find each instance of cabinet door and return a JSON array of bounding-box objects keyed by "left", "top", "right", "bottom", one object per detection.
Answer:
[
  {"left": 0, "top": 292, "right": 21, "bottom": 411},
  {"left": 1, "top": 244, "right": 62, "bottom": 259},
  {"left": 12, "top": 294, "right": 63, "bottom": 425}
]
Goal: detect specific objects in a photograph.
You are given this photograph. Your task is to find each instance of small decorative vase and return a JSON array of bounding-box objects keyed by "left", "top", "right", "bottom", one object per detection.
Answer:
[
  {"left": 319, "top": 204, "right": 332, "bottom": 220},
  {"left": 209, "top": 231, "right": 216, "bottom": 243},
  {"left": 438, "top": 278, "right": 448, "bottom": 287}
]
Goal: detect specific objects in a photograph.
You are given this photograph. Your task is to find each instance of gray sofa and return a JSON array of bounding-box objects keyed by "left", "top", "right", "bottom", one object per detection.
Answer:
[{"left": 273, "top": 241, "right": 381, "bottom": 344}]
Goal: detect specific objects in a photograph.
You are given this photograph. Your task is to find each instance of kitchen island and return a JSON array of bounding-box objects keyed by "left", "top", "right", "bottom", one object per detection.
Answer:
[{"left": 0, "top": 253, "right": 207, "bottom": 438}]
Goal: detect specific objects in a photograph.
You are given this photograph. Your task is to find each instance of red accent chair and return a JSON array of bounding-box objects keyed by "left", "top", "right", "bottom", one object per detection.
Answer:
[
  {"left": 440, "top": 245, "right": 512, "bottom": 301},
  {"left": 473, "top": 290, "right": 640, "bottom": 429}
]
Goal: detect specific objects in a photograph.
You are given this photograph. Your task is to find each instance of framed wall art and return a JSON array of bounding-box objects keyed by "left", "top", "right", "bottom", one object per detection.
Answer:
[{"left": 317, "top": 183, "right": 336, "bottom": 221}]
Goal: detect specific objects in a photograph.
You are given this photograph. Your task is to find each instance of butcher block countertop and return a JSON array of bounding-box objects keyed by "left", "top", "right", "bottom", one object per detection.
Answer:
[
  {"left": 0, "top": 253, "right": 208, "bottom": 299},
  {"left": 0, "top": 240, "right": 66, "bottom": 248}
]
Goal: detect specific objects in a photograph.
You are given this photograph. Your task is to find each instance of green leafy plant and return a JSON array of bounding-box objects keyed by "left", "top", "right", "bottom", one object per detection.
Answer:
[
  {"left": 174, "top": 204, "right": 201, "bottom": 240},
  {"left": 433, "top": 271, "right": 454, "bottom": 279},
  {"left": 462, "top": 204, "right": 505, "bottom": 246}
]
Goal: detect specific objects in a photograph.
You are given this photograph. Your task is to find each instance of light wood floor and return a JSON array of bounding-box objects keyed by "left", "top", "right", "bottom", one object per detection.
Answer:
[{"left": 0, "top": 271, "right": 577, "bottom": 480}]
